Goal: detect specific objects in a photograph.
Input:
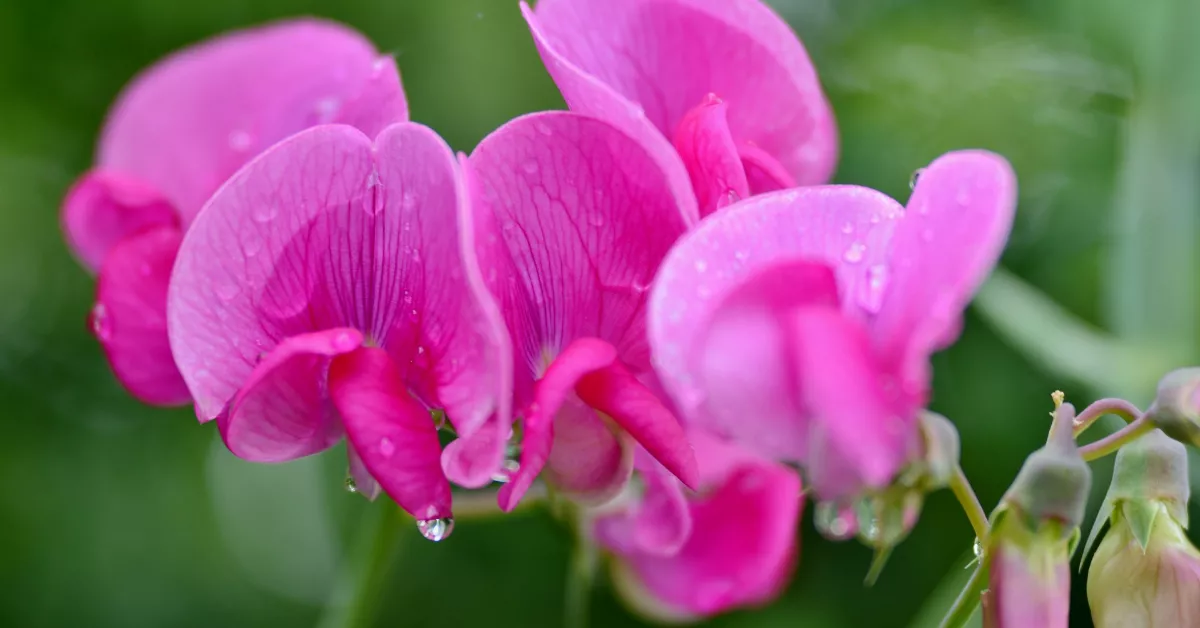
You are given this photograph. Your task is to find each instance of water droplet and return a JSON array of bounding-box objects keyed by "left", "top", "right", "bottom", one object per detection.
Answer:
[
  {"left": 431, "top": 409, "right": 446, "bottom": 430},
  {"left": 403, "top": 291, "right": 413, "bottom": 305},
  {"left": 814, "top": 501, "right": 858, "bottom": 541},
  {"left": 972, "top": 536, "right": 982, "bottom": 558},
  {"left": 841, "top": 222, "right": 854, "bottom": 235},
  {"left": 401, "top": 191, "right": 417, "bottom": 210},
  {"left": 252, "top": 204, "right": 278, "bottom": 223},
  {"left": 870, "top": 214, "right": 881, "bottom": 224},
  {"left": 416, "top": 517, "right": 455, "bottom": 542},
  {"left": 344, "top": 475, "right": 358, "bottom": 493},
  {"left": 243, "top": 232, "right": 264, "bottom": 257},
  {"left": 725, "top": 189, "right": 741, "bottom": 206},
  {"left": 378, "top": 437, "right": 395, "bottom": 457},
  {"left": 734, "top": 249, "right": 749, "bottom": 261},
  {"left": 89, "top": 303, "right": 112, "bottom": 341},
  {"left": 956, "top": 187, "right": 971, "bottom": 206},
  {"left": 587, "top": 214, "right": 605, "bottom": 228},
  {"left": 694, "top": 259, "right": 708, "bottom": 273},
  {"left": 535, "top": 122, "right": 553, "bottom": 136},
  {"left": 416, "top": 345, "right": 425, "bottom": 354},
  {"left": 228, "top": 130, "right": 253, "bottom": 152},
  {"left": 315, "top": 97, "right": 340, "bottom": 122},
  {"left": 333, "top": 331, "right": 359, "bottom": 351},
  {"left": 909, "top": 168, "right": 924, "bottom": 190},
  {"left": 475, "top": 11, "right": 484, "bottom": 19},
  {"left": 858, "top": 264, "right": 889, "bottom": 314},
  {"left": 842, "top": 241, "right": 866, "bottom": 264},
  {"left": 491, "top": 458, "right": 520, "bottom": 483},
  {"left": 522, "top": 160, "right": 539, "bottom": 174},
  {"left": 216, "top": 282, "right": 240, "bottom": 301}
]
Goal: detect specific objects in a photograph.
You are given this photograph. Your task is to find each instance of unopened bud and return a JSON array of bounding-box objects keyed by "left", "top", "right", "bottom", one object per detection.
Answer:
[
  {"left": 1146, "top": 367, "right": 1200, "bottom": 447},
  {"left": 917, "top": 411, "right": 960, "bottom": 488},
  {"left": 985, "top": 511, "right": 1072, "bottom": 628},
  {"left": 1002, "top": 411, "right": 1092, "bottom": 530}
]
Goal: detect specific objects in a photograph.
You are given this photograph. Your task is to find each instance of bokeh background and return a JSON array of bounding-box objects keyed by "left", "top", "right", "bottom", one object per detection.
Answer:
[{"left": 2, "top": 0, "right": 1197, "bottom": 626}]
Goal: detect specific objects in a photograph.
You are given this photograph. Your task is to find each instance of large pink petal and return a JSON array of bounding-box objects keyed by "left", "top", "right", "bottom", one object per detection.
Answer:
[
  {"left": 870, "top": 150, "right": 1017, "bottom": 392},
  {"left": 467, "top": 111, "right": 690, "bottom": 382},
  {"left": 169, "top": 125, "right": 376, "bottom": 420},
  {"left": 98, "top": 18, "right": 405, "bottom": 223},
  {"left": 328, "top": 56, "right": 409, "bottom": 141},
  {"left": 521, "top": 3, "right": 698, "bottom": 220},
  {"left": 329, "top": 346, "right": 451, "bottom": 520},
  {"left": 527, "top": 0, "right": 837, "bottom": 185},
  {"left": 609, "top": 452, "right": 802, "bottom": 619},
  {"left": 91, "top": 225, "right": 189, "bottom": 406},
  {"left": 649, "top": 187, "right": 901, "bottom": 444},
  {"left": 61, "top": 170, "right": 178, "bottom": 272},
  {"left": 220, "top": 328, "right": 361, "bottom": 462},
  {"left": 787, "top": 307, "right": 913, "bottom": 499},
  {"left": 671, "top": 95, "right": 749, "bottom": 217}
]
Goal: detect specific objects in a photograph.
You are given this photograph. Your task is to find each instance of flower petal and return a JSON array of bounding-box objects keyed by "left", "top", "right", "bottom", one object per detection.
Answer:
[
  {"left": 220, "top": 328, "right": 361, "bottom": 462},
  {"left": 99, "top": 18, "right": 402, "bottom": 223},
  {"left": 92, "top": 225, "right": 190, "bottom": 406},
  {"left": 329, "top": 346, "right": 452, "bottom": 520},
  {"left": 787, "top": 306, "right": 912, "bottom": 498},
  {"left": 328, "top": 56, "right": 409, "bottom": 141},
  {"left": 609, "top": 453, "right": 802, "bottom": 619},
  {"left": 649, "top": 187, "right": 901, "bottom": 445},
  {"left": 671, "top": 95, "right": 749, "bottom": 217},
  {"left": 61, "top": 169, "right": 178, "bottom": 272},
  {"left": 169, "top": 125, "right": 376, "bottom": 421},
  {"left": 526, "top": 0, "right": 836, "bottom": 185},
  {"left": 347, "top": 443, "right": 382, "bottom": 501},
  {"left": 520, "top": 3, "right": 698, "bottom": 220},
  {"left": 543, "top": 395, "right": 634, "bottom": 504},
  {"left": 466, "top": 111, "right": 690, "bottom": 381},
  {"left": 595, "top": 451, "right": 693, "bottom": 557},
  {"left": 577, "top": 359, "right": 699, "bottom": 490},
  {"left": 870, "top": 150, "right": 1017, "bottom": 388},
  {"left": 739, "top": 143, "right": 797, "bottom": 195}
]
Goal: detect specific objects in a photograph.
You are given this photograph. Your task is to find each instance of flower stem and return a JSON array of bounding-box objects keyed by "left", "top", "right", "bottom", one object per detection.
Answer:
[
  {"left": 564, "top": 535, "right": 598, "bottom": 628},
  {"left": 949, "top": 466, "right": 989, "bottom": 542},
  {"left": 937, "top": 563, "right": 987, "bottom": 628},
  {"left": 1072, "top": 398, "right": 1141, "bottom": 437},
  {"left": 1080, "top": 414, "right": 1154, "bottom": 461},
  {"left": 318, "top": 501, "right": 407, "bottom": 628}
]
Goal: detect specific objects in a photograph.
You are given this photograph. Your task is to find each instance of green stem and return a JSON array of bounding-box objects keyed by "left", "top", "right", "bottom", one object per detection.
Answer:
[
  {"left": 1080, "top": 414, "right": 1154, "bottom": 461},
  {"left": 318, "top": 502, "right": 407, "bottom": 628},
  {"left": 937, "top": 563, "right": 987, "bottom": 628},
  {"left": 949, "top": 466, "right": 989, "bottom": 542},
  {"left": 564, "top": 535, "right": 598, "bottom": 628},
  {"left": 1072, "top": 398, "right": 1141, "bottom": 437}
]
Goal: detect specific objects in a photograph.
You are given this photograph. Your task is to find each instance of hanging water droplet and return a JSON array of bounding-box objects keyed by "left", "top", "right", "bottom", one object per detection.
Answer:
[
  {"left": 89, "top": 303, "right": 112, "bottom": 341},
  {"left": 344, "top": 475, "right": 359, "bottom": 493},
  {"left": 814, "top": 501, "right": 858, "bottom": 541},
  {"left": 909, "top": 168, "right": 924, "bottom": 190},
  {"left": 725, "top": 189, "right": 741, "bottom": 206},
  {"left": 972, "top": 536, "right": 982, "bottom": 558},
  {"left": 842, "top": 241, "right": 866, "bottom": 264},
  {"left": 416, "top": 517, "right": 455, "bottom": 542},
  {"left": 491, "top": 458, "right": 520, "bottom": 483}
]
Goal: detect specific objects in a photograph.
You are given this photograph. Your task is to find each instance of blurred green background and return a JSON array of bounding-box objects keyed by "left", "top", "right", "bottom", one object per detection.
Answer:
[{"left": 2, "top": 0, "right": 1197, "bottom": 626}]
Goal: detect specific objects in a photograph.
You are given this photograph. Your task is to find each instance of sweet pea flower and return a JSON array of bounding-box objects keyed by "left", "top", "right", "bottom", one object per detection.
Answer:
[
  {"left": 462, "top": 111, "right": 699, "bottom": 510},
  {"left": 648, "top": 151, "right": 1017, "bottom": 499},
  {"left": 63, "top": 19, "right": 406, "bottom": 405},
  {"left": 166, "top": 122, "right": 509, "bottom": 531},
  {"left": 521, "top": 0, "right": 837, "bottom": 217},
  {"left": 594, "top": 432, "right": 801, "bottom": 621}
]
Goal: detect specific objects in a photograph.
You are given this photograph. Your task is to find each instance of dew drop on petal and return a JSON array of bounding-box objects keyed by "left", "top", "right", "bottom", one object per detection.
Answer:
[
  {"left": 89, "top": 303, "right": 112, "bottom": 341},
  {"left": 522, "top": 160, "right": 539, "bottom": 174},
  {"left": 252, "top": 204, "right": 278, "bottom": 223},
  {"left": 216, "top": 281, "right": 240, "bottom": 302},
  {"left": 909, "top": 168, "right": 924, "bottom": 190},
  {"left": 694, "top": 259, "right": 708, "bottom": 273},
  {"left": 841, "top": 222, "right": 854, "bottom": 235},
  {"left": 535, "top": 122, "right": 553, "bottom": 136},
  {"left": 587, "top": 214, "right": 605, "bottom": 228},
  {"left": 228, "top": 130, "right": 253, "bottom": 152},
  {"left": 842, "top": 241, "right": 866, "bottom": 264},
  {"left": 416, "top": 517, "right": 455, "bottom": 542},
  {"left": 401, "top": 191, "right": 417, "bottom": 211},
  {"left": 858, "top": 264, "right": 889, "bottom": 314},
  {"left": 378, "top": 437, "right": 395, "bottom": 457}
]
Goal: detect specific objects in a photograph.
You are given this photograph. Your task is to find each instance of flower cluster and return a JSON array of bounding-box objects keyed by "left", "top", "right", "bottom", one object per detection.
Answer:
[{"left": 61, "top": 1, "right": 1200, "bottom": 624}]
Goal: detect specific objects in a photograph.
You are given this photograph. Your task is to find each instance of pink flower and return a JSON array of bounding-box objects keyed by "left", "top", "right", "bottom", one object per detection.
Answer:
[
  {"left": 462, "top": 111, "right": 700, "bottom": 509},
  {"left": 594, "top": 431, "right": 801, "bottom": 621},
  {"left": 648, "top": 152, "right": 1017, "bottom": 499},
  {"left": 63, "top": 19, "right": 407, "bottom": 405},
  {"left": 166, "top": 122, "right": 509, "bottom": 526},
  {"left": 986, "top": 517, "right": 1072, "bottom": 628},
  {"left": 521, "top": 0, "right": 837, "bottom": 217}
]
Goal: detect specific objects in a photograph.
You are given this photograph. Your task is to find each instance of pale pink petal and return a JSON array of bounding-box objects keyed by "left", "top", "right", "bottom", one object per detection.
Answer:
[
  {"left": 693, "top": 260, "right": 839, "bottom": 461},
  {"left": 577, "top": 359, "right": 699, "bottom": 490},
  {"left": 61, "top": 169, "right": 178, "bottom": 272},
  {"left": 870, "top": 150, "right": 1017, "bottom": 391},
  {"left": 609, "top": 455, "right": 802, "bottom": 619},
  {"left": 220, "top": 328, "right": 361, "bottom": 462},
  {"left": 990, "top": 543, "right": 1070, "bottom": 628},
  {"left": 526, "top": 0, "right": 837, "bottom": 185},
  {"left": 787, "top": 307, "right": 912, "bottom": 498},
  {"left": 739, "top": 143, "right": 797, "bottom": 195},
  {"left": 347, "top": 443, "right": 382, "bottom": 501},
  {"left": 595, "top": 452, "right": 692, "bottom": 557},
  {"left": 671, "top": 94, "right": 749, "bottom": 217},
  {"left": 329, "top": 346, "right": 451, "bottom": 520},
  {"left": 543, "top": 395, "right": 634, "bottom": 504},
  {"left": 99, "top": 18, "right": 404, "bottom": 223},
  {"left": 521, "top": 4, "right": 698, "bottom": 220},
  {"left": 497, "top": 337, "right": 620, "bottom": 511},
  {"left": 91, "top": 225, "right": 189, "bottom": 406},
  {"left": 329, "top": 56, "right": 409, "bottom": 141},
  {"left": 467, "top": 111, "right": 691, "bottom": 381},
  {"left": 169, "top": 125, "right": 376, "bottom": 420},
  {"left": 649, "top": 187, "right": 900, "bottom": 447}
]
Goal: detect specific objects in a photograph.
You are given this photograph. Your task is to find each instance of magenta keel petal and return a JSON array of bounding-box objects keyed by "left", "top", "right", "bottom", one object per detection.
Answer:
[
  {"left": 671, "top": 95, "right": 749, "bottom": 217},
  {"left": 62, "top": 170, "right": 178, "bottom": 273}
]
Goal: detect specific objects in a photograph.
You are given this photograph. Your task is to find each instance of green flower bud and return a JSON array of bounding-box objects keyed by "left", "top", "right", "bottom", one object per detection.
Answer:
[{"left": 1146, "top": 367, "right": 1200, "bottom": 447}]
